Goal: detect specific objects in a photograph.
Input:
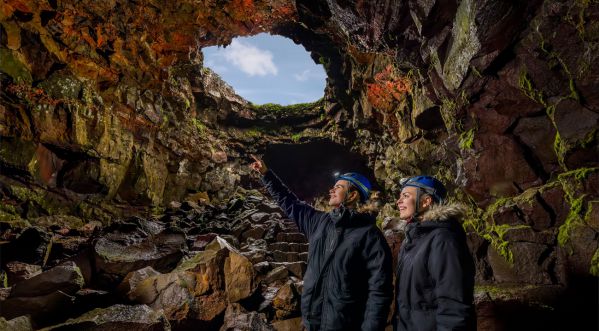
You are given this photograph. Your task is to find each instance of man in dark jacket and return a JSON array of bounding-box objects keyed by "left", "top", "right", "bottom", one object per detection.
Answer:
[
  {"left": 394, "top": 176, "right": 475, "bottom": 331},
  {"left": 250, "top": 155, "right": 392, "bottom": 331}
]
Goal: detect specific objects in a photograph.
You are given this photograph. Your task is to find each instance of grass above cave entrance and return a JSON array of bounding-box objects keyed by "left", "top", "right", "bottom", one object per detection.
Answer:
[{"left": 249, "top": 98, "right": 324, "bottom": 116}]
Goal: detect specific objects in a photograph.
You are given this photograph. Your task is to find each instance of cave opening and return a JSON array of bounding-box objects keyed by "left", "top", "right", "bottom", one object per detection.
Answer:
[
  {"left": 202, "top": 33, "right": 326, "bottom": 106},
  {"left": 260, "top": 139, "right": 380, "bottom": 203}
]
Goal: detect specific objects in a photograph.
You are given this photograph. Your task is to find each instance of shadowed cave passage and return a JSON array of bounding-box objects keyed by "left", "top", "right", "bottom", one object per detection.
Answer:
[{"left": 261, "top": 139, "right": 379, "bottom": 203}]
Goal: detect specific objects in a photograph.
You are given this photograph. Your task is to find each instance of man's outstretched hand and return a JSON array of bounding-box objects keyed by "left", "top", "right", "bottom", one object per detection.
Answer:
[{"left": 249, "top": 154, "right": 268, "bottom": 175}]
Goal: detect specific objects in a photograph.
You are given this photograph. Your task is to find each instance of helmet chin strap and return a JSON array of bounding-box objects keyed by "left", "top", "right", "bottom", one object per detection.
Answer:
[
  {"left": 340, "top": 185, "right": 355, "bottom": 208},
  {"left": 413, "top": 188, "right": 421, "bottom": 218}
]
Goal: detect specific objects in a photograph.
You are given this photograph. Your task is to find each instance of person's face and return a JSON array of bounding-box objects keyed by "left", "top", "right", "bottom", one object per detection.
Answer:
[
  {"left": 396, "top": 186, "right": 418, "bottom": 219},
  {"left": 328, "top": 180, "right": 351, "bottom": 207},
  {"left": 396, "top": 186, "right": 434, "bottom": 219}
]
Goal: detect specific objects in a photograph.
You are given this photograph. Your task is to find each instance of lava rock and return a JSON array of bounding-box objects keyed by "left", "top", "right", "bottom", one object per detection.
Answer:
[{"left": 40, "top": 304, "right": 171, "bottom": 330}]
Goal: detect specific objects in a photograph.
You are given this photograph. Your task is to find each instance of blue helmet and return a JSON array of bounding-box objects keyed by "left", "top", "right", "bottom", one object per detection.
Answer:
[
  {"left": 335, "top": 172, "right": 372, "bottom": 202},
  {"left": 400, "top": 175, "right": 446, "bottom": 204}
]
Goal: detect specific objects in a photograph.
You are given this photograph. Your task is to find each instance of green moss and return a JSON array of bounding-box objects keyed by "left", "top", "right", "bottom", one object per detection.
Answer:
[
  {"left": 555, "top": 167, "right": 598, "bottom": 249},
  {"left": 553, "top": 132, "right": 567, "bottom": 169},
  {"left": 0, "top": 210, "right": 30, "bottom": 228},
  {"left": 490, "top": 224, "right": 531, "bottom": 263},
  {"left": 151, "top": 205, "right": 165, "bottom": 216},
  {"left": 291, "top": 133, "right": 303, "bottom": 143},
  {"left": 459, "top": 128, "right": 476, "bottom": 150},
  {"left": 191, "top": 118, "right": 206, "bottom": 135},
  {"left": 462, "top": 197, "right": 531, "bottom": 264},
  {"left": 318, "top": 57, "right": 330, "bottom": 70},
  {"left": 250, "top": 99, "right": 323, "bottom": 115},
  {"left": 558, "top": 167, "right": 599, "bottom": 184},
  {"left": 579, "top": 129, "right": 598, "bottom": 148},
  {"left": 0, "top": 47, "right": 32, "bottom": 84},
  {"left": 1, "top": 271, "right": 7, "bottom": 288},
  {"left": 42, "top": 238, "right": 53, "bottom": 266},
  {"left": 517, "top": 68, "right": 587, "bottom": 170},
  {"left": 440, "top": 92, "right": 469, "bottom": 132},
  {"left": 518, "top": 71, "right": 546, "bottom": 106},
  {"left": 590, "top": 247, "right": 599, "bottom": 276},
  {"left": 246, "top": 128, "right": 262, "bottom": 138},
  {"left": 11, "top": 186, "right": 45, "bottom": 206},
  {"left": 475, "top": 284, "right": 536, "bottom": 299},
  {"left": 466, "top": 168, "right": 597, "bottom": 264},
  {"left": 568, "top": 78, "right": 580, "bottom": 101},
  {"left": 470, "top": 65, "right": 482, "bottom": 78},
  {"left": 557, "top": 195, "right": 585, "bottom": 248}
]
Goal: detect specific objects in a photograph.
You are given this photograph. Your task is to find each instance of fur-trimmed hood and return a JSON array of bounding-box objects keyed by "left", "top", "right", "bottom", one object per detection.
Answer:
[{"left": 421, "top": 203, "right": 466, "bottom": 222}]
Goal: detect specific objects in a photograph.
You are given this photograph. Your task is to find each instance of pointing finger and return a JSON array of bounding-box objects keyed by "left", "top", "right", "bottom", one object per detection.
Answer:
[{"left": 250, "top": 154, "right": 261, "bottom": 162}]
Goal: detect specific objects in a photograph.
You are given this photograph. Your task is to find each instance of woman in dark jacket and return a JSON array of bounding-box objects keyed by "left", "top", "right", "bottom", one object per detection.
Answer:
[
  {"left": 394, "top": 176, "right": 475, "bottom": 331},
  {"left": 250, "top": 155, "right": 392, "bottom": 331}
]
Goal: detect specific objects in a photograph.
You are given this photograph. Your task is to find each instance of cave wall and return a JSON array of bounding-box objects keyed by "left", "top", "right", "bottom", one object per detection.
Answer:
[{"left": 0, "top": 0, "right": 598, "bottom": 313}]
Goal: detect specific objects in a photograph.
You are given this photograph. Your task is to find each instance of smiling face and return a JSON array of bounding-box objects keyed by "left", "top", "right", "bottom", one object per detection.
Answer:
[
  {"left": 396, "top": 186, "right": 418, "bottom": 219},
  {"left": 396, "top": 186, "right": 434, "bottom": 220},
  {"left": 328, "top": 179, "right": 354, "bottom": 208}
]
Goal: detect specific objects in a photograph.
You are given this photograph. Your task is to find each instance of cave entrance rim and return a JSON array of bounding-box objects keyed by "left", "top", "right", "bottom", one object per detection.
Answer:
[{"left": 202, "top": 33, "right": 327, "bottom": 106}]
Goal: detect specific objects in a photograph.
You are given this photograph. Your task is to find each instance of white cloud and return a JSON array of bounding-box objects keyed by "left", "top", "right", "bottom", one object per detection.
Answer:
[
  {"left": 223, "top": 40, "right": 278, "bottom": 77},
  {"left": 293, "top": 69, "right": 326, "bottom": 82},
  {"left": 204, "top": 59, "right": 229, "bottom": 73},
  {"left": 293, "top": 69, "right": 311, "bottom": 81}
]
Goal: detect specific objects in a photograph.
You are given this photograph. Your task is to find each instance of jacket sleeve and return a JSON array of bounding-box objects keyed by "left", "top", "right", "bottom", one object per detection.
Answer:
[
  {"left": 361, "top": 228, "right": 394, "bottom": 331},
  {"left": 261, "top": 169, "right": 324, "bottom": 240},
  {"left": 428, "top": 232, "right": 475, "bottom": 331}
]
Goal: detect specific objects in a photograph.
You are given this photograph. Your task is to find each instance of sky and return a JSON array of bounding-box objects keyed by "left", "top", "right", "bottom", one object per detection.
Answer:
[{"left": 202, "top": 33, "right": 327, "bottom": 105}]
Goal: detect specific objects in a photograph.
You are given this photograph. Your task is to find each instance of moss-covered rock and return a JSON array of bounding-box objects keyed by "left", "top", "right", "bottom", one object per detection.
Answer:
[{"left": 0, "top": 47, "right": 32, "bottom": 84}]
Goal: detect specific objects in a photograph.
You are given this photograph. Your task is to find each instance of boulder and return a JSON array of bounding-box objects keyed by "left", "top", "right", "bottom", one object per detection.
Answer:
[
  {"left": 272, "top": 283, "right": 300, "bottom": 319},
  {"left": 223, "top": 240, "right": 257, "bottom": 302},
  {"left": 125, "top": 236, "right": 256, "bottom": 323},
  {"left": 0, "top": 262, "right": 85, "bottom": 324},
  {"left": 9, "top": 262, "right": 84, "bottom": 298},
  {"left": 463, "top": 134, "right": 540, "bottom": 202},
  {"left": 264, "top": 266, "right": 289, "bottom": 284},
  {"left": 4, "top": 261, "right": 42, "bottom": 286},
  {"left": 40, "top": 304, "right": 171, "bottom": 330},
  {"left": 271, "top": 317, "right": 304, "bottom": 331},
  {"left": 220, "top": 303, "right": 273, "bottom": 331},
  {"left": 0, "top": 316, "right": 33, "bottom": 331},
  {"left": 94, "top": 230, "right": 186, "bottom": 277},
  {"left": 118, "top": 266, "right": 162, "bottom": 298}
]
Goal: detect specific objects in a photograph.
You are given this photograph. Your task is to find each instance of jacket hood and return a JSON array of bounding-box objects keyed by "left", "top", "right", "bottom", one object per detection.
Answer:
[{"left": 421, "top": 203, "right": 466, "bottom": 222}]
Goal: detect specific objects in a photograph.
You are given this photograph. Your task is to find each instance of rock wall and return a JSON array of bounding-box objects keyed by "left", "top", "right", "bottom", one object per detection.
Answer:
[{"left": 1, "top": 0, "right": 598, "bottom": 330}]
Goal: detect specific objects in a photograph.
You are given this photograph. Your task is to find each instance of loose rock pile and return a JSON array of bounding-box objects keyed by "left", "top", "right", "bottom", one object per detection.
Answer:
[{"left": 0, "top": 189, "right": 307, "bottom": 330}]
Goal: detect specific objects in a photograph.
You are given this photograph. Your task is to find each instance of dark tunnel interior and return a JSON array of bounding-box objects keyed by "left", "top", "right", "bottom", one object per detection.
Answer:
[{"left": 261, "top": 139, "right": 379, "bottom": 203}]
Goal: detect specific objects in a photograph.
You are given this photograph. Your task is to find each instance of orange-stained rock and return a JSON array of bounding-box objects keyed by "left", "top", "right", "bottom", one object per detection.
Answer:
[
  {"left": 271, "top": 317, "right": 304, "bottom": 331},
  {"left": 272, "top": 283, "right": 300, "bottom": 319}
]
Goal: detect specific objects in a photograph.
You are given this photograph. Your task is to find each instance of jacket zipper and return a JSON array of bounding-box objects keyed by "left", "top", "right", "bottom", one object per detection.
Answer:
[{"left": 309, "top": 226, "right": 342, "bottom": 328}]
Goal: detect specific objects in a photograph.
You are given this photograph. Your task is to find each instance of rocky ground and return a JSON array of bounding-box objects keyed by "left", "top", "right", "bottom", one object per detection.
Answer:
[
  {"left": 2, "top": 186, "right": 594, "bottom": 330},
  {"left": 1, "top": 188, "right": 308, "bottom": 330}
]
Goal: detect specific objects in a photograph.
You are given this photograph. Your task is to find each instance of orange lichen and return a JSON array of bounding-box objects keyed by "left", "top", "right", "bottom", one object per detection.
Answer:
[
  {"left": 1, "top": 0, "right": 297, "bottom": 84},
  {"left": 366, "top": 65, "right": 412, "bottom": 113},
  {"left": 4, "top": 0, "right": 33, "bottom": 14},
  {"left": 6, "top": 84, "right": 60, "bottom": 106}
]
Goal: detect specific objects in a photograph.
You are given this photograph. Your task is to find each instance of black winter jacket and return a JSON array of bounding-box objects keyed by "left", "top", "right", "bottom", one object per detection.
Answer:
[
  {"left": 262, "top": 170, "right": 393, "bottom": 331},
  {"left": 394, "top": 204, "right": 475, "bottom": 331}
]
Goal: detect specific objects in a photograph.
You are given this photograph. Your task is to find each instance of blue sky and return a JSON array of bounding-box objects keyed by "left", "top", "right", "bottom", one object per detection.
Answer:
[{"left": 202, "top": 33, "right": 327, "bottom": 105}]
